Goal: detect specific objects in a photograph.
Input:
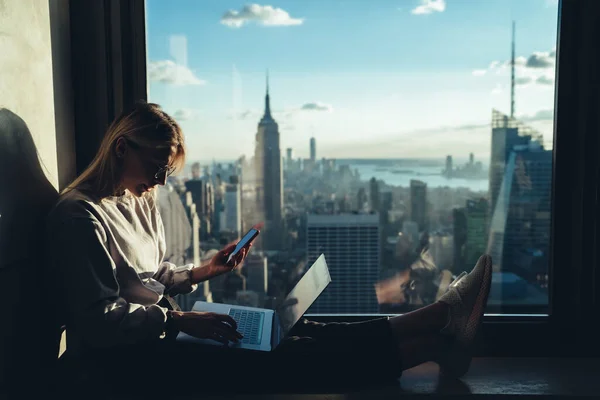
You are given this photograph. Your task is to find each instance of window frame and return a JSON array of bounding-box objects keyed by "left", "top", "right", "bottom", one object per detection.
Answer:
[
  {"left": 305, "top": 0, "right": 600, "bottom": 357},
  {"left": 67, "top": 0, "right": 600, "bottom": 357}
]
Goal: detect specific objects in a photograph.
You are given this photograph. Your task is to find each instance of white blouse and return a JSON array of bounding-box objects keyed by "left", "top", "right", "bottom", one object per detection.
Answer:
[{"left": 45, "top": 188, "right": 197, "bottom": 354}]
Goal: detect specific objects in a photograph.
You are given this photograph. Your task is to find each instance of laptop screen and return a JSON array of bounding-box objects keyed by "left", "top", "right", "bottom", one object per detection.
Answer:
[{"left": 276, "top": 254, "right": 331, "bottom": 336}]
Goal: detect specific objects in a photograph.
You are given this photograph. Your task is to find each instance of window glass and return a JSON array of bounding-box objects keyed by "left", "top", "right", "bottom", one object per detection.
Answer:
[{"left": 146, "top": 0, "right": 559, "bottom": 314}]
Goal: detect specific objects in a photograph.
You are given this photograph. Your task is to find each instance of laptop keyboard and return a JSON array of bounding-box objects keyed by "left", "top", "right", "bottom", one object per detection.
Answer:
[{"left": 228, "top": 308, "right": 264, "bottom": 345}]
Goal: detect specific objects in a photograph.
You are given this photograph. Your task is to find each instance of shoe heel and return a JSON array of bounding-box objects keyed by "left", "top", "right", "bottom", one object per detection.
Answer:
[{"left": 449, "top": 271, "right": 467, "bottom": 288}]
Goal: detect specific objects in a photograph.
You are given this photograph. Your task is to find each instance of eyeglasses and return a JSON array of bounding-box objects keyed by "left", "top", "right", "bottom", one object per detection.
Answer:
[
  {"left": 155, "top": 165, "right": 176, "bottom": 180},
  {"left": 125, "top": 139, "right": 176, "bottom": 180}
]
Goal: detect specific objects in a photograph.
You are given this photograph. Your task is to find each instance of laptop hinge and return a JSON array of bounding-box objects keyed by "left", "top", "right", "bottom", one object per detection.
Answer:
[{"left": 270, "top": 312, "right": 282, "bottom": 350}]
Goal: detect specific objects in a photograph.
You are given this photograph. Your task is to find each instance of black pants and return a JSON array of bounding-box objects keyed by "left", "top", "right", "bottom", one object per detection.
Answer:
[{"left": 73, "top": 318, "right": 402, "bottom": 395}]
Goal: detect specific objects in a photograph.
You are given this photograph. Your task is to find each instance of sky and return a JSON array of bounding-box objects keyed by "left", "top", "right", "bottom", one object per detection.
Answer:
[{"left": 145, "top": 0, "right": 560, "bottom": 162}]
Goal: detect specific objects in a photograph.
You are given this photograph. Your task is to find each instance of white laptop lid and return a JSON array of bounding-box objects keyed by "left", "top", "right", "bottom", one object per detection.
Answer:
[{"left": 276, "top": 254, "right": 331, "bottom": 336}]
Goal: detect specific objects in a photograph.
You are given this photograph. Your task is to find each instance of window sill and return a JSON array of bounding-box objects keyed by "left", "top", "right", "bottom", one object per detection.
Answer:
[
  {"left": 389, "top": 357, "right": 600, "bottom": 398},
  {"left": 45, "top": 357, "right": 600, "bottom": 398}
]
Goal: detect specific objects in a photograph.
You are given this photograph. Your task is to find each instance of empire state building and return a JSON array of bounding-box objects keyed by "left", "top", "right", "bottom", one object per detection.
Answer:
[{"left": 254, "top": 74, "right": 283, "bottom": 251}]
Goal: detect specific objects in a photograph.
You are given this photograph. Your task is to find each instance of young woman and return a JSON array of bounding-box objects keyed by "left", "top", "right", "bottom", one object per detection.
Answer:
[{"left": 46, "top": 103, "right": 492, "bottom": 394}]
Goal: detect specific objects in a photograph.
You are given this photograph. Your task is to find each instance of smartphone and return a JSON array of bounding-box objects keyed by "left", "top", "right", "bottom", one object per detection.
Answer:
[{"left": 226, "top": 228, "right": 260, "bottom": 264}]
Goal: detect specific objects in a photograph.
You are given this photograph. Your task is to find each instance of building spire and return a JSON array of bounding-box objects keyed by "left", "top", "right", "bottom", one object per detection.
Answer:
[
  {"left": 510, "top": 21, "right": 515, "bottom": 119},
  {"left": 264, "top": 69, "right": 272, "bottom": 119}
]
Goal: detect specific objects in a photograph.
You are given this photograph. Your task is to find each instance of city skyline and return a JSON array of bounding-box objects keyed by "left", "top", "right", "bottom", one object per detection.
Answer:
[{"left": 146, "top": 0, "right": 559, "bottom": 160}]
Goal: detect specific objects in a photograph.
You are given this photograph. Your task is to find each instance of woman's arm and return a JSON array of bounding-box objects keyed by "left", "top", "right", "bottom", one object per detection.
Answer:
[
  {"left": 154, "top": 258, "right": 229, "bottom": 290},
  {"left": 152, "top": 258, "right": 221, "bottom": 294},
  {"left": 50, "top": 216, "right": 169, "bottom": 348},
  {"left": 190, "top": 262, "right": 215, "bottom": 284},
  {"left": 154, "top": 244, "right": 250, "bottom": 292},
  {"left": 153, "top": 261, "right": 198, "bottom": 295}
]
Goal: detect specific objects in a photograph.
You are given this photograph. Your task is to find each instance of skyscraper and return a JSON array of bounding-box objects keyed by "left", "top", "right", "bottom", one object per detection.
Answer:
[
  {"left": 488, "top": 23, "right": 545, "bottom": 221},
  {"left": 185, "top": 179, "right": 214, "bottom": 239},
  {"left": 453, "top": 198, "right": 489, "bottom": 273},
  {"left": 402, "top": 220, "right": 420, "bottom": 251},
  {"left": 382, "top": 191, "right": 393, "bottom": 211},
  {"left": 429, "top": 233, "right": 453, "bottom": 271},
  {"left": 465, "top": 199, "right": 488, "bottom": 268},
  {"left": 445, "top": 155, "right": 453, "bottom": 178},
  {"left": 306, "top": 213, "right": 381, "bottom": 313},
  {"left": 191, "top": 162, "right": 201, "bottom": 180},
  {"left": 489, "top": 110, "right": 535, "bottom": 221},
  {"left": 244, "top": 253, "right": 268, "bottom": 299},
  {"left": 452, "top": 207, "right": 467, "bottom": 274},
  {"left": 356, "top": 187, "right": 368, "bottom": 212},
  {"left": 410, "top": 179, "right": 428, "bottom": 232},
  {"left": 369, "top": 177, "right": 380, "bottom": 212},
  {"left": 254, "top": 73, "right": 283, "bottom": 251},
  {"left": 223, "top": 270, "right": 246, "bottom": 302},
  {"left": 310, "top": 137, "right": 316, "bottom": 162},
  {"left": 286, "top": 147, "right": 293, "bottom": 171},
  {"left": 222, "top": 181, "right": 241, "bottom": 235},
  {"left": 487, "top": 141, "right": 552, "bottom": 285},
  {"left": 381, "top": 191, "right": 393, "bottom": 234}
]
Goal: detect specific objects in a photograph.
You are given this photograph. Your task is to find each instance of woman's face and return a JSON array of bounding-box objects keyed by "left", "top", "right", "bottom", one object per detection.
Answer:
[{"left": 116, "top": 137, "right": 176, "bottom": 197}]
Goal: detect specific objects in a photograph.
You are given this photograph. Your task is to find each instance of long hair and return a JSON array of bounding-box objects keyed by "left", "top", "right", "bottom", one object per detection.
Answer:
[{"left": 63, "top": 102, "right": 186, "bottom": 199}]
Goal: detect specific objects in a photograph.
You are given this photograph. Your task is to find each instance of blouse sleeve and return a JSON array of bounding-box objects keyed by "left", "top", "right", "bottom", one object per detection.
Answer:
[{"left": 51, "top": 216, "right": 169, "bottom": 349}]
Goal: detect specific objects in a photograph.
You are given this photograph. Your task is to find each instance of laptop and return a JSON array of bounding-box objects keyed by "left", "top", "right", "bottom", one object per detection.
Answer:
[{"left": 176, "top": 254, "right": 331, "bottom": 352}]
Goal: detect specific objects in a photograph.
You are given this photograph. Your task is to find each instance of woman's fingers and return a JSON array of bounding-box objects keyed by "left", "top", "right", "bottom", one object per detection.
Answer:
[
  {"left": 235, "top": 248, "right": 246, "bottom": 265},
  {"left": 213, "top": 324, "right": 242, "bottom": 342},
  {"left": 212, "top": 313, "right": 238, "bottom": 330},
  {"left": 221, "top": 243, "right": 236, "bottom": 260}
]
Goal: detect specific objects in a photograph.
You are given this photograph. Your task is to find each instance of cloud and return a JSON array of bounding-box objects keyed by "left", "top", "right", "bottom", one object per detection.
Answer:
[
  {"left": 301, "top": 102, "right": 333, "bottom": 112},
  {"left": 221, "top": 4, "right": 303, "bottom": 28},
  {"left": 148, "top": 60, "right": 206, "bottom": 85},
  {"left": 536, "top": 75, "right": 554, "bottom": 85},
  {"left": 172, "top": 109, "right": 197, "bottom": 121},
  {"left": 239, "top": 110, "right": 255, "bottom": 119},
  {"left": 515, "top": 56, "right": 528, "bottom": 66},
  {"left": 473, "top": 47, "right": 556, "bottom": 87},
  {"left": 227, "top": 109, "right": 259, "bottom": 120},
  {"left": 515, "top": 76, "right": 533, "bottom": 86},
  {"left": 491, "top": 84, "right": 503, "bottom": 95},
  {"left": 228, "top": 104, "right": 332, "bottom": 122},
  {"left": 526, "top": 51, "right": 555, "bottom": 68},
  {"left": 488, "top": 61, "right": 501, "bottom": 69},
  {"left": 519, "top": 109, "right": 554, "bottom": 122},
  {"left": 487, "top": 56, "right": 527, "bottom": 72},
  {"left": 228, "top": 107, "right": 299, "bottom": 122},
  {"left": 485, "top": 51, "right": 553, "bottom": 73},
  {"left": 411, "top": 0, "right": 446, "bottom": 15}
]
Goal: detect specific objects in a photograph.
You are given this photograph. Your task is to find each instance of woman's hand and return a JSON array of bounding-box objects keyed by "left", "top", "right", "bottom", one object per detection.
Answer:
[
  {"left": 207, "top": 242, "right": 252, "bottom": 277},
  {"left": 189, "top": 243, "right": 251, "bottom": 284},
  {"left": 172, "top": 311, "right": 243, "bottom": 345}
]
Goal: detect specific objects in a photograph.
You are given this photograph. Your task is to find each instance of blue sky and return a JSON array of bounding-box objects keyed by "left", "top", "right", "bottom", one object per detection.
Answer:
[{"left": 146, "top": 0, "right": 559, "bottom": 162}]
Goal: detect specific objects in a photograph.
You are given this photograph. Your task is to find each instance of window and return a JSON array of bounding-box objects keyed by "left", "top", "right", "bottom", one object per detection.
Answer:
[{"left": 145, "top": 0, "right": 560, "bottom": 316}]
